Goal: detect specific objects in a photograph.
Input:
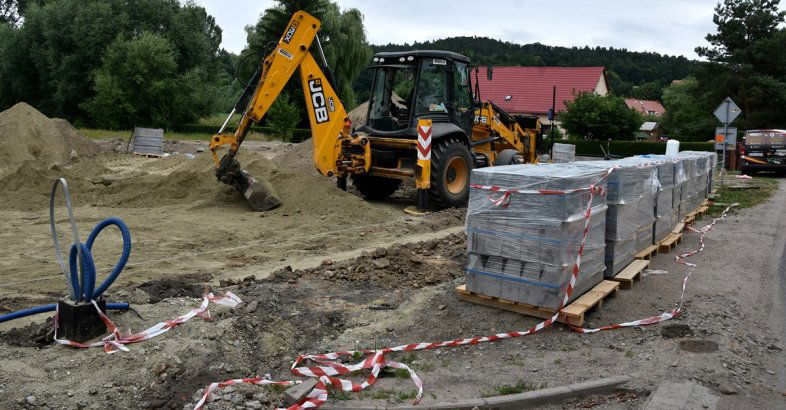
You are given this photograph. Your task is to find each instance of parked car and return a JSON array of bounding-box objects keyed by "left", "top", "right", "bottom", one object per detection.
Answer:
[{"left": 740, "top": 129, "right": 786, "bottom": 174}]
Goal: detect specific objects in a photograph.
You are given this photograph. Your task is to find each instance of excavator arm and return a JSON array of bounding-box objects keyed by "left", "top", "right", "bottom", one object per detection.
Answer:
[{"left": 210, "top": 11, "right": 355, "bottom": 210}]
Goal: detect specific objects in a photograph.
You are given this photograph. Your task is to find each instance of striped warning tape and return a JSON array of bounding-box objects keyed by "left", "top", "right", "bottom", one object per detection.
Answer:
[
  {"left": 54, "top": 292, "right": 241, "bottom": 354},
  {"left": 569, "top": 203, "right": 736, "bottom": 334},
  {"left": 193, "top": 175, "right": 734, "bottom": 410}
]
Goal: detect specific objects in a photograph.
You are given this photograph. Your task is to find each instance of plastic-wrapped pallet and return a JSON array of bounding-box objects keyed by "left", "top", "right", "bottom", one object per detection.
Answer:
[
  {"left": 465, "top": 163, "right": 608, "bottom": 310},
  {"left": 581, "top": 159, "right": 658, "bottom": 276},
  {"left": 639, "top": 155, "right": 680, "bottom": 243},
  {"left": 681, "top": 151, "right": 714, "bottom": 198}
]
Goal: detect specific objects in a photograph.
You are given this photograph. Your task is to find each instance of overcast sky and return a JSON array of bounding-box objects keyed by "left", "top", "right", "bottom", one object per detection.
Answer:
[{"left": 193, "top": 0, "right": 734, "bottom": 59}]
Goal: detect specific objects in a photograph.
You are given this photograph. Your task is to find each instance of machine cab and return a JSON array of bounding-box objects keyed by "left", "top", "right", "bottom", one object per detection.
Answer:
[{"left": 360, "top": 50, "right": 474, "bottom": 140}]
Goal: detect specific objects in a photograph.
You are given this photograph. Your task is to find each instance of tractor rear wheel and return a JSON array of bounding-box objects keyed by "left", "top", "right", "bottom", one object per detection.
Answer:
[
  {"left": 351, "top": 174, "right": 402, "bottom": 200},
  {"left": 429, "top": 138, "right": 473, "bottom": 208}
]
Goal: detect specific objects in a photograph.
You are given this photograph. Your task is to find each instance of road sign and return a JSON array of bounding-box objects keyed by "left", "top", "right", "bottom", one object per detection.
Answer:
[
  {"left": 714, "top": 97, "right": 741, "bottom": 124},
  {"left": 714, "top": 127, "right": 737, "bottom": 150}
]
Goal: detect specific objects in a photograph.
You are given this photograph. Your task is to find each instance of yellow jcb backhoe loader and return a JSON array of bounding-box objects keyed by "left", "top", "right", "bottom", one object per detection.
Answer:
[{"left": 210, "top": 10, "right": 542, "bottom": 211}]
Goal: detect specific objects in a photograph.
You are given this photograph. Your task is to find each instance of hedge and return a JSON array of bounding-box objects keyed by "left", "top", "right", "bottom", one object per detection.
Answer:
[
  {"left": 173, "top": 124, "right": 312, "bottom": 143},
  {"left": 567, "top": 140, "right": 714, "bottom": 157}
]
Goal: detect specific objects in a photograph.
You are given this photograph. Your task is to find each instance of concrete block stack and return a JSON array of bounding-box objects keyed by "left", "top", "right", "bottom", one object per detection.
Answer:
[
  {"left": 639, "top": 155, "right": 680, "bottom": 243},
  {"left": 675, "top": 152, "right": 713, "bottom": 216},
  {"left": 582, "top": 159, "right": 659, "bottom": 277},
  {"left": 681, "top": 151, "right": 716, "bottom": 197},
  {"left": 465, "top": 163, "right": 608, "bottom": 310}
]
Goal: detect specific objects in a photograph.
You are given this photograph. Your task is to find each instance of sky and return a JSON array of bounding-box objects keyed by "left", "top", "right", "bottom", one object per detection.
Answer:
[{"left": 193, "top": 0, "right": 728, "bottom": 59}]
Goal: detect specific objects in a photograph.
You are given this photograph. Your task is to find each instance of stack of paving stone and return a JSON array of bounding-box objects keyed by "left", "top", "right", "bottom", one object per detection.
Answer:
[
  {"left": 465, "top": 163, "right": 608, "bottom": 310},
  {"left": 582, "top": 159, "right": 659, "bottom": 276},
  {"left": 637, "top": 155, "right": 680, "bottom": 243}
]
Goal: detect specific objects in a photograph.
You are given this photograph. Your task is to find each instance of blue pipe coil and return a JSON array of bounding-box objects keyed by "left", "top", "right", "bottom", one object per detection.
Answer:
[{"left": 0, "top": 217, "right": 132, "bottom": 324}]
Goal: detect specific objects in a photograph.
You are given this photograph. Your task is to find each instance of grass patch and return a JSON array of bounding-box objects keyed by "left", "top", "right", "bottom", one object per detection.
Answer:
[
  {"left": 708, "top": 171, "right": 778, "bottom": 215},
  {"left": 267, "top": 384, "right": 288, "bottom": 394},
  {"left": 396, "top": 390, "right": 418, "bottom": 402},
  {"left": 625, "top": 350, "right": 635, "bottom": 359},
  {"left": 330, "top": 389, "right": 354, "bottom": 401},
  {"left": 370, "top": 389, "right": 394, "bottom": 400},
  {"left": 481, "top": 380, "right": 545, "bottom": 397},
  {"left": 198, "top": 113, "right": 242, "bottom": 127}
]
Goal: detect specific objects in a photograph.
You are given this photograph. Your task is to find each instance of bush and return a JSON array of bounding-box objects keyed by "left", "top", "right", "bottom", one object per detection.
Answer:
[
  {"left": 560, "top": 92, "right": 643, "bottom": 140},
  {"left": 265, "top": 94, "right": 299, "bottom": 140},
  {"left": 570, "top": 140, "right": 714, "bottom": 157}
]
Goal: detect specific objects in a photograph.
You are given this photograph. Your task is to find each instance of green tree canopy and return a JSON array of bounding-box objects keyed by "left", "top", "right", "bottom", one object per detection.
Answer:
[
  {"left": 661, "top": 78, "right": 718, "bottom": 141},
  {"left": 560, "top": 92, "right": 643, "bottom": 140},
  {"left": 0, "top": 0, "right": 223, "bottom": 128},
  {"left": 693, "top": 0, "right": 786, "bottom": 129},
  {"left": 242, "top": 0, "right": 371, "bottom": 118}
]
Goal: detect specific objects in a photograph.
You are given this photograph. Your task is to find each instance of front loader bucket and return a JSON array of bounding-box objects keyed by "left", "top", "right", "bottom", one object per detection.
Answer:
[
  {"left": 216, "top": 156, "right": 281, "bottom": 211},
  {"left": 238, "top": 169, "right": 281, "bottom": 211}
]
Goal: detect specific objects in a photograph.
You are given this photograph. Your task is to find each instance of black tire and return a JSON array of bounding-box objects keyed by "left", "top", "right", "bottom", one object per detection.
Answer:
[
  {"left": 429, "top": 138, "right": 474, "bottom": 208},
  {"left": 494, "top": 149, "right": 521, "bottom": 166},
  {"left": 351, "top": 174, "right": 402, "bottom": 200}
]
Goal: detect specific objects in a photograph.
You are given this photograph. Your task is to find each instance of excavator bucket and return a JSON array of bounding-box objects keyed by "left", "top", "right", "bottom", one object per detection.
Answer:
[{"left": 216, "top": 155, "right": 281, "bottom": 211}]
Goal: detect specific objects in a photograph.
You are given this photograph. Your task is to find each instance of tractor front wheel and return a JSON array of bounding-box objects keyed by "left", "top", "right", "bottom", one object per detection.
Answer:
[{"left": 429, "top": 138, "right": 473, "bottom": 208}]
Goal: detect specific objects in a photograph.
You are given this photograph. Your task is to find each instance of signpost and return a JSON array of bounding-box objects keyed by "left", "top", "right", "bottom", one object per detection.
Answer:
[
  {"left": 714, "top": 127, "right": 737, "bottom": 151},
  {"left": 713, "top": 97, "right": 742, "bottom": 187}
]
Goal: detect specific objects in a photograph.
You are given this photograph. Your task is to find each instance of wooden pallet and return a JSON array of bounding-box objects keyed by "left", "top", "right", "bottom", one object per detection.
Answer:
[
  {"left": 635, "top": 244, "right": 659, "bottom": 260},
  {"left": 658, "top": 232, "right": 682, "bottom": 253},
  {"left": 455, "top": 280, "right": 620, "bottom": 327},
  {"left": 672, "top": 222, "right": 685, "bottom": 234},
  {"left": 612, "top": 259, "right": 649, "bottom": 289},
  {"left": 134, "top": 153, "right": 163, "bottom": 158}
]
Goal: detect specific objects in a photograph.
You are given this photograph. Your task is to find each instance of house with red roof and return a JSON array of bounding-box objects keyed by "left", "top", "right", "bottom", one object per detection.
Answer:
[
  {"left": 625, "top": 99, "right": 666, "bottom": 117},
  {"left": 474, "top": 66, "right": 608, "bottom": 125}
]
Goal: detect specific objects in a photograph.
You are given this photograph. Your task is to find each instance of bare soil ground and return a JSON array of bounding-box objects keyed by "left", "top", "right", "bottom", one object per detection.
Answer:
[{"left": 0, "top": 105, "right": 783, "bottom": 409}]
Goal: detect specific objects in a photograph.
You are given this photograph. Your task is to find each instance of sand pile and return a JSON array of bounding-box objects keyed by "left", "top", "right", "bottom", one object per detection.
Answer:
[
  {"left": 86, "top": 152, "right": 393, "bottom": 222},
  {"left": 0, "top": 103, "right": 105, "bottom": 210},
  {"left": 273, "top": 139, "right": 319, "bottom": 175},
  {"left": 0, "top": 103, "right": 100, "bottom": 169}
]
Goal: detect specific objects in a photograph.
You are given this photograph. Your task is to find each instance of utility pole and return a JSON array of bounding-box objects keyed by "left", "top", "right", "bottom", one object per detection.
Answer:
[{"left": 549, "top": 86, "right": 556, "bottom": 159}]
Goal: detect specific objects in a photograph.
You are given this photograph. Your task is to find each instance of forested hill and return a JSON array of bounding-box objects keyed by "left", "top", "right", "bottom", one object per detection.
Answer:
[{"left": 371, "top": 36, "right": 700, "bottom": 99}]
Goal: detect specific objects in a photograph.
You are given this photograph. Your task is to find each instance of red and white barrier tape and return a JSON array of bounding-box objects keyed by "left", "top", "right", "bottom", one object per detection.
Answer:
[
  {"left": 194, "top": 168, "right": 616, "bottom": 409},
  {"left": 194, "top": 176, "right": 734, "bottom": 410},
  {"left": 54, "top": 292, "right": 241, "bottom": 354},
  {"left": 569, "top": 203, "right": 736, "bottom": 333},
  {"left": 470, "top": 182, "right": 606, "bottom": 208}
]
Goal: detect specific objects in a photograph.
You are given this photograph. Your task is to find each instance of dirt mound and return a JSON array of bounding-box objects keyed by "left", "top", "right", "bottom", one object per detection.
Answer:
[
  {"left": 273, "top": 138, "right": 319, "bottom": 175},
  {"left": 91, "top": 152, "right": 388, "bottom": 215},
  {"left": 274, "top": 233, "right": 467, "bottom": 287},
  {"left": 0, "top": 103, "right": 100, "bottom": 169},
  {"left": 348, "top": 100, "right": 368, "bottom": 127}
]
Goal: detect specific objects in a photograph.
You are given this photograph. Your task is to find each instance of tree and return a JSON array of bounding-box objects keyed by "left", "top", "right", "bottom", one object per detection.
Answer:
[
  {"left": 630, "top": 79, "right": 667, "bottom": 100},
  {"left": 266, "top": 93, "right": 299, "bottom": 140},
  {"left": 694, "top": 0, "right": 786, "bottom": 129},
  {"left": 0, "top": 0, "right": 223, "bottom": 127},
  {"left": 242, "top": 0, "right": 372, "bottom": 124},
  {"left": 83, "top": 32, "right": 217, "bottom": 129},
  {"left": 560, "top": 92, "right": 643, "bottom": 140},
  {"left": 661, "top": 78, "right": 718, "bottom": 141}
]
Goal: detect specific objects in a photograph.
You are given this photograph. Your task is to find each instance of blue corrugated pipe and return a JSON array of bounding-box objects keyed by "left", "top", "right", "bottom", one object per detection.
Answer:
[{"left": 0, "top": 217, "right": 132, "bottom": 323}]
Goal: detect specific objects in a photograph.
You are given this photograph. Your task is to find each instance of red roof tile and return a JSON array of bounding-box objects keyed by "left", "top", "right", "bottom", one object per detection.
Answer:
[
  {"left": 625, "top": 99, "right": 666, "bottom": 116},
  {"left": 475, "top": 66, "right": 606, "bottom": 115}
]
